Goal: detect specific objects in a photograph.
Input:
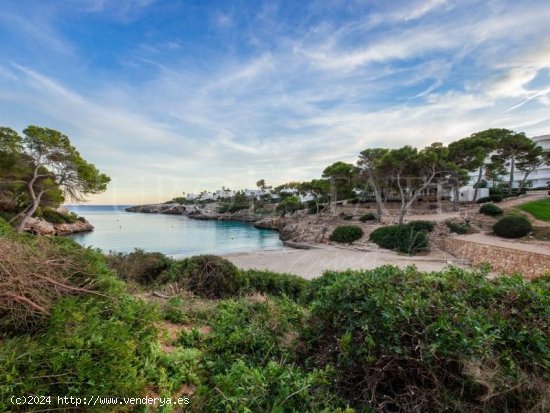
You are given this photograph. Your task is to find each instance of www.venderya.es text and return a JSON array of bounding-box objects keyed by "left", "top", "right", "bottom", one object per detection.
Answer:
[{"left": 11, "top": 395, "right": 191, "bottom": 407}]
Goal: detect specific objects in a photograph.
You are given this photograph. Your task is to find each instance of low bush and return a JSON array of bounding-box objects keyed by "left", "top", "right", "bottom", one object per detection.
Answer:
[
  {"left": 38, "top": 208, "right": 78, "bottom": 224},
  {"left": 369, "top": 224, "right": 429, "bottom": 254},
  {"left": 329, "top": 225, "right": 363, "bottom": 243},
  {"left": 239, "top": 269, "right": 308, "bottom": 301},
  {"left": 303, "top": 266, "right": 550, "bottom": 412},
  {"left": 106, "top": 249, "right": 171, "bottom": 284},
  {"left": 446, "top": 221, "right": 470, "bottom": 234},
  {"left": 169, "top": 255, "right": 240, "bottom": 299},
  {"left": 493, "top": 215, "right": 532, "bottom": 238},
  {"left": 359, "top": 212, "right": 377, "bottom": 222},
  {"left": 341, "top": 214, "right": 353, "bottom": 220},
  {"left": 476, "top": 196, "right": 491, "bottom": 204},
  {"left": 490, "top": 194, "right": 503, "bottom": 202},
  {"left": 406, "top": 220, "right": 435, "bottom": 232},
  {"left": 479, "top": 203, "right": 503, "bottom": 216}
]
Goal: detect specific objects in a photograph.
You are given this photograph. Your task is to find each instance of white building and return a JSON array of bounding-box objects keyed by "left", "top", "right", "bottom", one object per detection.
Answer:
[
  {"left": 450, "top": 187, "right": 489, "bottom": 202},
  {"left": 528, "top": 134, "right": 550, "bottom": 188},
  {"left": 299, "top": 192, "right": 315, "bottom": 203},
  {"left": 468, "top": 133, "right": 549, "bottom": 189}
]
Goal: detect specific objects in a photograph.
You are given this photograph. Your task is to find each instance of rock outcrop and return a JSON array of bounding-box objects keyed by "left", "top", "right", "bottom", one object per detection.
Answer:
[
  {"left": 125, "top": 203, "right": 185, "bottom": 214},
  {"left": 23, "top": 217, "right": 94, "bottom": 236}
]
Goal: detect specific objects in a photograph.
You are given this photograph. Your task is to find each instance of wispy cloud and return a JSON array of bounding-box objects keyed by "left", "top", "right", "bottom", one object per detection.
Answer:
[{"left": 1, "top": 1, "right": 550, "bottom": 203}]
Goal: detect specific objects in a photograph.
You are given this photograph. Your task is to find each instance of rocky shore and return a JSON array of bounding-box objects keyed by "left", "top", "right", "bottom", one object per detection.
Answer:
[{"left": 23, "top": 217, "right": 94, "bottom": 236}]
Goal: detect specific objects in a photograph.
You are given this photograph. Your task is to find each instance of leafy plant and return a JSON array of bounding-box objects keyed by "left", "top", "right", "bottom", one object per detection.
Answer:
[
  {"left": 369, "top": 224, "right": 429, "bottom": 254},
  {"left": 303, "top": 266, "right": 550, "bottom": 412},
  {"left": 406, "top": 220, "right": 435, "bottom": 232},
  {"left": 106, "top": 249, "right": 171, "bottom": 284},
  {"left": 479, "top": 203, "right": 503, "bottom": 216},
  {"left": 359, "top": 212, "right": 377, "bottom": 222},
  {"left": 446, "top": 221, "right": 470, "bottom": 234},
  {"left": 170, "top": 255, "right": 240, "bottom": 299},
  {"left": 239, "top": 269, "right": 308, "bottom": 301},
  {"left": 329, "top": 225, "right": 363, "bottom": 243},
  {"left": 493, "top": 215, "right": 532, "bottom": 238}
]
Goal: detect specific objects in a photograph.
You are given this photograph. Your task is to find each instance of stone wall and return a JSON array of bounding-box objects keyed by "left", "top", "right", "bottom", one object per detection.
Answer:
[{"left": 443, "top": 238, "right": 550, "bottom": 279}]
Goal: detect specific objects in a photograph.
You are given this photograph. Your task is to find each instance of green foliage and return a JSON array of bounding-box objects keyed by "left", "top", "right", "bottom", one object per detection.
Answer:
[
  {"left": 406, "top": 220, "right": 435, "bottom": 232},
  {"left": 480, "top": 203, "right": 503, "bottom": 216},
  {"left": 106, "top": 248, "right": 171, "bottom": 284},
  {"left": 446, "top": 221, "right": 470, "bottom": 234},
  {"left": 490, "top": 194, "right": 503, "bottom": 202},
  {"left": 303, "top": 266, "right": 550, "bottom": 412},
  {"left": 359, "top": 212, "right": 377, "bottom": 222},
  {"left": 276, "top": 196, "right": 302, "bottom": 213},
  {"left": 369, "top": 224, "right": 429, "bottom": 254},
  {"left": 202, "top": 360, "right": 350, "bottom": 413},
  {"left": 37, "top": 208, "right": 78, "bottom": 224},
  {"left": 476, "top": 196, "right": 491, "bottom": 203},
  {"left": 0, "top": 296, "right": 160, "bottom": 412},
  {"left": 329, "top": 225, "right": 363, "bottom": 243},
  {"left": 238, "top": 269, "right": 309, "bottom": 301},
  {"left": 163, "top": 297, "right": 186, "bottom": 323},
  {"left": 168, "top": 255, "right": 240, "bottom": 299},
  {"left": 341, "top": 214, "right": 353, "bottom": 220},
  {"left": 519, "top": 199, "right": 550, "bottom": 221},
  {"left": 492, "top": 215, "right": 532, "bottom": 238}
]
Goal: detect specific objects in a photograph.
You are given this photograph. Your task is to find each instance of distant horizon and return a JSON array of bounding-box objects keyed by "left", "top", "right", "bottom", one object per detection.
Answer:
[{"left": 2, "top": 0, "right": 550, "bottom": 204}]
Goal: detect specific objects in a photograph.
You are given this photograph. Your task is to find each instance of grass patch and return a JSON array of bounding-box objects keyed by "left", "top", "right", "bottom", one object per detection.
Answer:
[{"left": 519, "top": 198, "right": 550, "bottom": 221}]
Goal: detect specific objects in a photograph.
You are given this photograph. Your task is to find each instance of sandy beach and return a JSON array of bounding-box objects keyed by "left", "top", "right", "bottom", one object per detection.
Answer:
[{"left": 224, "top": 244, "right": 463, "bottom": 279}]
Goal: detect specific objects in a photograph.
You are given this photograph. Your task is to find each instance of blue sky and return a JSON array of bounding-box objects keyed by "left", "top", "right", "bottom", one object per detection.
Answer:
[{"left": 1, "top": 0, "right": 550, "bottom": 204}]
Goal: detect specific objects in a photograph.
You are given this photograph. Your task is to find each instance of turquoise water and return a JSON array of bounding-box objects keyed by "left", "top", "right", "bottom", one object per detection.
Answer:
[{"left": 66, "top": 205, "right": 284, "bottom": 257}]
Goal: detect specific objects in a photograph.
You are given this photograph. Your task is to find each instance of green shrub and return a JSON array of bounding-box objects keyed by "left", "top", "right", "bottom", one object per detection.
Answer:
[
  {"left": 341, "top": 214, "right": 353, "bottom": 220},
  {"left": 163, "top": 297, "right": 186, "bottom": 323},
  {"left": 476, "top": 196, "right": 491, "bottom": 204},
  {"left": 369, "top": 224, "right": 429, "bottom": 254},
  {"left": 446, "top": 221, "right": 470, "bottom": 234},
  {"left": 106, "top": 249, "right": 171, "bottom": 284},
  {"left": 200, "top": 360, "right": 349, "bottom": 412},
  {"left": 276, "top": 196, "right": 302, "bottom": 214},
  {"left": 329, "top": 225, "right": 363, "bottom": 243},
  {"left": 406, "top": 220, "right": 435, "bottom": 232},
  {"left": 489, "top": 194, "right": 503, "bottom": 202},
  {"left": 170, "top": 255, "right": 240, "bottom": 299},
  {"left": 239, "top": 269, "right": 308, "bottom": 301},
  {"left": 359, "top": 213, "right": 376, "bottom": 222},
  {"left": 395, "top": 228, "right": 428, "bottom": 254},
  {"left": 0, "top": 296, "right": 159, "bottom": 411},
  {"left": 493, "top": 215, "right": 532, "bottom": 238},
  {"left": 38, "top": 208, "right": 78, "bottom": 224},
  {"left": 197, "top": 298, "right": 304, "bottom": 366},
  {"left": 303, "top": 266, "right": 550, "bottom": 412},
  {"left": 479, "top": 203, "right": 503, "bottom": 216}
]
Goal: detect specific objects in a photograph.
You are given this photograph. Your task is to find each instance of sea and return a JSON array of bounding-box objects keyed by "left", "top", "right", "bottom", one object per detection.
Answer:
[{"left": 65, "top": 205, "right": 285, "bottom": 258}]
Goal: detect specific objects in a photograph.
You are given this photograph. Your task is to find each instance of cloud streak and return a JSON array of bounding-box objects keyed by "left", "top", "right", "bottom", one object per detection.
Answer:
[{"left": 0, "top": 0, "right": 549, "bottom": 203}]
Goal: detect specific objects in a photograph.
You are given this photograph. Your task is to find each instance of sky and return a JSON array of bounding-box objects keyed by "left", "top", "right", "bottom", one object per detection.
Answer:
[{"left": 1, "top": 0, "right": 550, "bottom": 204}]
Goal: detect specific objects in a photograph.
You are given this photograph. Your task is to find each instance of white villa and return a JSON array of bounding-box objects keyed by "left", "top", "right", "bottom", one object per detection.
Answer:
[{"left": 466, "top": 133, "right": 550, "bottom": 190}]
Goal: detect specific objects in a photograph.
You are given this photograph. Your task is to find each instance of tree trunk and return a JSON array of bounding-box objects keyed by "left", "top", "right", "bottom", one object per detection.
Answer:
[
  {"left": 16, "top": 165, "right": 41, "bottom": 232},
  {"left": 473, "top": 166, "right": 483, "bottom": 201},
  {"left": 453, "top": 185, "right": 460, "bottom": 211},
  {"left": 508, "top": 154, "right": 515, "bottom": 195},
  {"left": 369, "top": 177, "right": 384, "bottom": 222}
]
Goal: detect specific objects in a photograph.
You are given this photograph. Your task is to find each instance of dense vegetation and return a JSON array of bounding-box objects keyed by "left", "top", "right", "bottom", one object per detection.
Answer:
[
  {"left": 479, "top": 203, "right": 503, "bottom": 216},
  {"left": 369, "top": 223, "right": 430, "bottom": 254},
  {"left": 329, "top": 225, "right": 364, "bottom": 243},
  {"left": 1, "top": 220, "right": 549, "bottom": 412},
  {"left": 493, "top": 215, "right": 533, "bottom": 238}
]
